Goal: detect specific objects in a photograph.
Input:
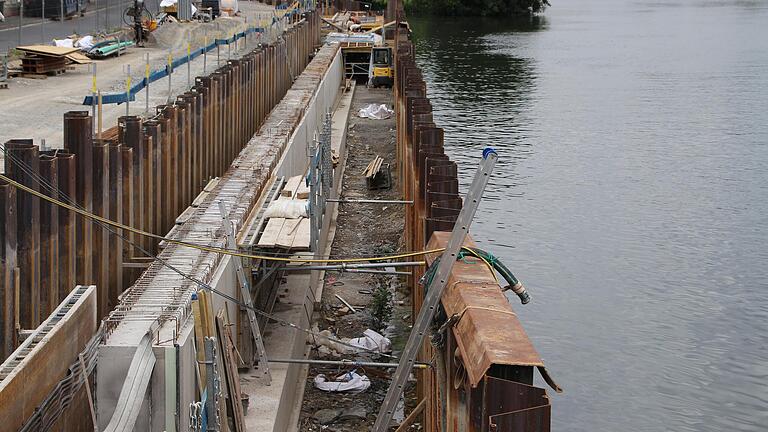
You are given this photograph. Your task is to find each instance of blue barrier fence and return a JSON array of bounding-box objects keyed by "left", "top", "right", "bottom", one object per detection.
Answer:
[
  {"left": 83, "top": 26, "right": 266, "bottom": 106},
  {"left": 82, "top": 1, "right": 315, "bottom": 106}
]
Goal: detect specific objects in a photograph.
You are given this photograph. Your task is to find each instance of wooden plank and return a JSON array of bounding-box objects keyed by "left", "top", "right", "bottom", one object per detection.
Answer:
[
  {"left": 216, "top": 313, "right": 246, "bottom": 432},
  {"left": 191, "top": 296, "right": 207, "bottom": 389},
  {"left": 295, "top": 179, "right": 310, "bottom": 199},
  {"left": 0, "top": 286, "right": 97, "bottom": 432},
  {"left": 257, "top": 218, "right": 285, "bottom": 247},
  {"left": 16, "top": 45, "right": 79, "bottom": 57},
  {"left": 275, "top": 218, "right": 302, "bottom": 248},
  {"left": 290, "top": 218, "right": 311, "bottom": 250},
  {"left": 280, "top": 175, "right": 302, "bottom": 197},
  {"left": 65, "top": 52, "right": 92, "bottom": 64}
]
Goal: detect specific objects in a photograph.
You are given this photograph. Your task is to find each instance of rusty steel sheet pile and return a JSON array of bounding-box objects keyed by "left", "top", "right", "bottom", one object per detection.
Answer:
[
  {"left": 393, "top": 6, "right": 560, "bottom": 432},
  {"left": 0, "top": 10, "right": 322, "bottom": 370}
]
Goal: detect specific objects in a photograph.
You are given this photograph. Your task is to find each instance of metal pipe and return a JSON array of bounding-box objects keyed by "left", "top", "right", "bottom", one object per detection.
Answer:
[
  {"left": 327, "top": 199, "right": 414, "bottom": 204},
  {"left": 267, "top": 358, "right": 429, "bottom": 369},
  {"left": 281, "top": 261, "right": 424, "bottom": 271}
]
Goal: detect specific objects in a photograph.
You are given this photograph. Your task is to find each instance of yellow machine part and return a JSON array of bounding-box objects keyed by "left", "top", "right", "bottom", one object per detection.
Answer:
[{"left": 373, "top": 66, "right": 393, "bottom": 78}]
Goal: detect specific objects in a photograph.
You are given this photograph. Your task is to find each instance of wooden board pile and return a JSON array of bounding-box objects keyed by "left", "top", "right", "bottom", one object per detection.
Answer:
[
  {"left": 363, "top": 155, "right": 391, "bottom": 190},
  {"left": 257, "top": 175, "right": 311, "bottom": 250},
  {"left": 15, "top": 45, "right": 90, "bottom": 78}
]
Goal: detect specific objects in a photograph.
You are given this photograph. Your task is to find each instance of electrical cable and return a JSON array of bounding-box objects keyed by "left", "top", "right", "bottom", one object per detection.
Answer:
[
  {"left": 0, "top": 145, "right": 402, "bottom": 360},
  {"left": 0, "top": 172, "right": 445, "bottom": 264}
]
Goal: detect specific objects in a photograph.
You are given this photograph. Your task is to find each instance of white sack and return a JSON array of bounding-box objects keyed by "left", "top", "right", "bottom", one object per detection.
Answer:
[
  {"left": 264, "top": 200, "right": 308, "bottom": 219},
  {"left": 358, "top": 103, "right": 393, "bottom": 120},
  {"left": 314, "top": 371, "right": 371, "bottom": 393},
  {"left": 54, "top": 38, "right": 74, "bottom": 48},
  {"left": 346, "top": 329, "right": 392, "bottom": 353},
  {"left": 75, "top": 35, "right": 95, "bottom": 51}
]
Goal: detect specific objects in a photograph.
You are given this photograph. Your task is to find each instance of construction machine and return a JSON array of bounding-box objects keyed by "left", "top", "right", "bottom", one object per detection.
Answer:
[{"left": 370, "top": 46, "right": 393, "bottom": 88}]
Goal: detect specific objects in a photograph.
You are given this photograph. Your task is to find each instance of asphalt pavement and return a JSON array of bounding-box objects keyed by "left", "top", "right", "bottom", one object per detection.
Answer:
[{"left": 0, "top": 0, "right": 138, "bottom": 53}]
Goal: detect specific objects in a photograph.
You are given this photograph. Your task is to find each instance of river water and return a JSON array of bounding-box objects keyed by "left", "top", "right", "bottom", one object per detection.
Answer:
[{"left": 409, "top": 1, "right": 768, "bottom": 431}]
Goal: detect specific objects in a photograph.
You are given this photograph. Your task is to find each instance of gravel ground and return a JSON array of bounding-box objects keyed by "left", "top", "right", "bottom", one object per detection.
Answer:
[{"left": 298, "top": 86, "right": 421, "bottom": 432}]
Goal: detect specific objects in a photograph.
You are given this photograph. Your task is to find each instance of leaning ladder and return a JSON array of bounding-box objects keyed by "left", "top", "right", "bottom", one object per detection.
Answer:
[
  {"left": 372, "top": 148, "right": 499, "bottom": 432},
  {"left": 218, "top": 202, "right": 272, "bottom": 385}
]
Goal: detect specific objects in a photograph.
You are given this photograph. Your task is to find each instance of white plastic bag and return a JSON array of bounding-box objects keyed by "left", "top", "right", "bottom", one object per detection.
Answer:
[
  {"left": 314, "top": 371, "right": 371, "bottom": 393},
  {"left": 75, "top": 35, "right": 95, "bottom": 51},
  {"left": 346, "top": 329, "right": 392, "bottom": 353},
  {"left": 54, "top": 38, "right": 74, "bottom": 48},
  {"left": 358, "top": 104, "right": 393, "bottom": 120}
]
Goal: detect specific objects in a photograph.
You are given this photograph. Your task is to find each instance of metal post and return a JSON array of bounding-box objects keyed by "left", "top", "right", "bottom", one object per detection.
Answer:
[
  {"left": 267, "top": 358, "right": 430, "bottom": 369},
  {"left": 145, "top": 52, "right": 150, "bottom": 114},
  {"left": 91, "top": 64, "right": 97, "bottom": 135},
  {"left": 117, "top": 34, "right": 121, "bottom": 57},
  {"left": 217, "top": 201, "right": 272, "bottom": 384},
  {"left": 18, "top": 1, "right": 23, "bottom": 47},
  {"left": 371, "top": 149, "right": 499, "bottom": 432},
  {"left": 125, "top": 64, "right": 131, "bottom": 116},
  {"left": 94, "top": 0, "right": 98, "bottom": 33},
  {"left": 41, "top": 0, "right": 46, "bottom": 44},
  {"left": 186, "top": 42, "right": 191, "bottom": 88},
  {"left": 60, "top": 0, "right": 64, "bottom": 23},
  {"left": 167, "top": 52, "right": 172, "bottom": 103},
  {"left": 203, "top": 32, "right": 207, "bottom": 74}
]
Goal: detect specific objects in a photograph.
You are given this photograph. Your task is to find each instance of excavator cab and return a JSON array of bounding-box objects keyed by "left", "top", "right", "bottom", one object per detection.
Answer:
[{"left": 370, "top": 46, "right": 394, "bottom": 88}]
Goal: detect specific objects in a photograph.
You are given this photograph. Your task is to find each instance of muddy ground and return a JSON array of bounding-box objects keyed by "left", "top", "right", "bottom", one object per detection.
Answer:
[{"left": 298, "top": 85, "right": 420, "bottom": 431}]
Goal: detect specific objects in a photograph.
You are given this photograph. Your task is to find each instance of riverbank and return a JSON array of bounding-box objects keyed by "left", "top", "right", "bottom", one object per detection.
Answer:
[{"left": 403, "top": 0, "right": 550, "bottom": 16}]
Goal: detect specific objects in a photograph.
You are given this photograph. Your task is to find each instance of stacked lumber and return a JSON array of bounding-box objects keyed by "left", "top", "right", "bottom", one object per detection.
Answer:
[
  {"left": 16, "top": 45, "right": 91, "bottom": 77},
  {"left": 257, "top": 175, "right": 311, "bottom": 250},
  {"left": 363, "top": 155, "right": 384, "bottom": 179}
]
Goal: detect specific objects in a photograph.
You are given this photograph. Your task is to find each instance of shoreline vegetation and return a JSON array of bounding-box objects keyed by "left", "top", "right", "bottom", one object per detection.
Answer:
[{"left": 401, "top": 0, "right": 550, "bottom": 16}]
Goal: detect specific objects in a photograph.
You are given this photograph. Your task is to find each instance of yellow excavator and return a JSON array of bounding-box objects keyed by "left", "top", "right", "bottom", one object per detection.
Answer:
[{"left": 370, "top": 46, "right": 393, "bottom": 88}]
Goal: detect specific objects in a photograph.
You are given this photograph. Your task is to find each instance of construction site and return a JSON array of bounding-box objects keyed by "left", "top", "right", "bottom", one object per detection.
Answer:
[{"left": 0, "top": 1, "right": 560, "bottom": 431}]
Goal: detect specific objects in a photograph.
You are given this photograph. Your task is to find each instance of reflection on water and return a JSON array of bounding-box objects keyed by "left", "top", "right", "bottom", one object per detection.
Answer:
[{"left": 410, "top": 1, "right": 768, "bottom": 431}]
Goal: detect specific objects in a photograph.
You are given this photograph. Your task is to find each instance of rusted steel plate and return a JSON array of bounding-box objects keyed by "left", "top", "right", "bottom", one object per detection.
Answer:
[
  {"left": 54, "top": 151, "right": 76, "bottom": 306},
  {"left": 5, "top": 140, "right": 41, "bottom": 328},
  {"left": 38, "top": 153, "right": 59, "bottom": 317},
  {"left": 0, "top": 178, "right": 18, "bottom": 359},
  {"left": 63, "top": 111, "right": 93, "bottom": 285},
  {"left": 426, "top": 232, "right": 561, "bottom": 392}
]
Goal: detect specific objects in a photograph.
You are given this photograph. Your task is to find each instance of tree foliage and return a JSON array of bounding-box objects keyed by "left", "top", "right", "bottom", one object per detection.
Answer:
[{"left": 403, "top": 0, "right": 550, "bottom": 16}]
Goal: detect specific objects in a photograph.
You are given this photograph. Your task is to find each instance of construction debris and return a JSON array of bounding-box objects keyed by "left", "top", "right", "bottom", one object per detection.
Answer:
[{"left": 358, "top": 103, "right": 393, "bottom": 120}]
